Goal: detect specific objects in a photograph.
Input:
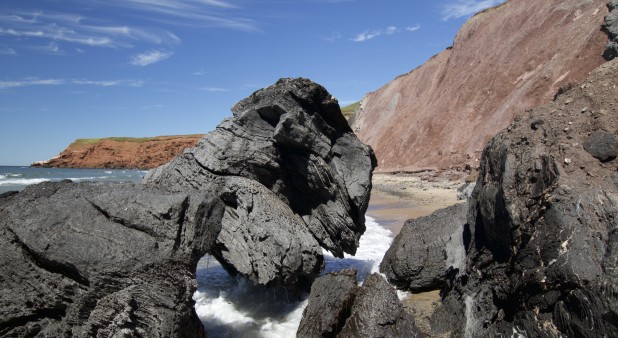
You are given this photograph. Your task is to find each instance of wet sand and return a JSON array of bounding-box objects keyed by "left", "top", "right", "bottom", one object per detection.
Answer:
[{"left": 367, "top": 173, "right": 463, "bottom": 236}]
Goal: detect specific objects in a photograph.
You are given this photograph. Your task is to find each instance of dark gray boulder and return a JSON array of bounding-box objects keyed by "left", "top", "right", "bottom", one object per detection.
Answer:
[
  {"left": 584, "top": 130, "right": 618, "bottom": 161},
  {"left": 604, "top": 1, "right": 618, "bottom": 60},
  {"left": 432, "top": 60, "right": 618, "bottom": 337},
  {"left": 338, "top": 273, "right": 421, "bottom": 338},
  {"left": 0, "top": 78, "right": 377, "bottom": 336},
  {"left": 380, "top": 202, "right": 467, "bottom": 292},
  {"left": 299, "top": 272, "right": 421, "bottom": 338},
  {"left": 144, "top": 78, "right": 376, "bottom": 286},
  {"left": 0, "top": 181, "right": 221, "bottom": 337},
  {"left": 297, "top": 269, "right": 359, "bottom": 338}
]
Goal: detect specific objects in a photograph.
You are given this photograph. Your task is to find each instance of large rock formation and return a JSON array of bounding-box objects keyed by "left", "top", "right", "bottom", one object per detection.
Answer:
[
  {"left": 351, "top": 0, "right": 609, "bottom": 172},
  {"left": 32, "top": 135, "right": 204, "bottom": 169},
  {"left": 0, "top": 78, "right": 376, "bottom": 336},
  {"left": 298, "top": 271, "right": 421, "bottom": 338},
  {"left": 0, "top": 181, "right": 217, "bottom": 337},
  {"left": 144, "top": 78, "right": 377, "bottom": 261},
  {"left": 429, "top": 58, "right": 618, "bottom": 336},
  {"left": 380, "top": 202, "right": 468, "bottom": 292}
]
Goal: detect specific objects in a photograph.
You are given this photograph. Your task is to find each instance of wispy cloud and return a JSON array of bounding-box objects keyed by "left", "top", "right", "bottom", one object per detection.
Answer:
[
  {"left": 351, "top": 25, "right": 420, "bottom": 42},
  {"left": 0, "top": 47, "right": 17, "bottom": 56},
  {"left": 100, "top": 0, "right": 259, "bottom": 32},
  {"left": 442, "top": 0, "right": 505, "bottom": 20},
  {"left": 324, "top": 31, "right": 342, "bottom": 43},
  {"left": 130, "top": 50, "right": 174, "bottom": 66},
  {"left": 0, "top": 10, "right": 181, "bottom": 51},
  {"left": 192, "top": 69, "right": 207, "bottom": 76},
  {"left": 0, "top": 77, "right": 144, "bottom": 89},
  {"left": 200, "top": 86, "right": 228, "bottom": 92}
]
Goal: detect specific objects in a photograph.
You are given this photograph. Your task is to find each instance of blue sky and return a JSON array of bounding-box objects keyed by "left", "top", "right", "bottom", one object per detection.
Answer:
[{"left": 0, "top": 0, "right": 504, "bottom": 165}]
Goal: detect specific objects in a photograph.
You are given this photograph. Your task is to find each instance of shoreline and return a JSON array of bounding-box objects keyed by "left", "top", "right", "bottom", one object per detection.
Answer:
[{"left": 367, "top": 173, "right": 465, "bottom": 236}]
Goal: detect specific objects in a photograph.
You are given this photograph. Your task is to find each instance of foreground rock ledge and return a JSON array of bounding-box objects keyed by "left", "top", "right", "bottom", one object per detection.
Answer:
[
  {"left": 427, "top": 59, "right": 618, "bottom": 337},
  {"left": 0, "top": 78, "right": 376, "bottom": 336}
]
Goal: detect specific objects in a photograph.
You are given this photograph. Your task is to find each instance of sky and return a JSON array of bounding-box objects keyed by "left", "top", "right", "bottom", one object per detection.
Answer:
[{"left": 0, "top": 0, "right": 505, "bottom": 165}]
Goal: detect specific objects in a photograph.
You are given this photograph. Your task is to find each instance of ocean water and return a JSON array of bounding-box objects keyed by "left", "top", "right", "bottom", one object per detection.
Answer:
[
  {"left": 193, "top": 215, "right": 394, "bottom": 337},
  {"left": 0, "top": 166, "right": 146, "bottom": 194}
]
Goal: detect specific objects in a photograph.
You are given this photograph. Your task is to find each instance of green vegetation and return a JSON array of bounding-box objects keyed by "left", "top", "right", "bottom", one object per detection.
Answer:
[
  {"left": 340, "top": 101, "right": 360, "bottom": 119},
  {"left": 70, "top": 134, "right": 205, "bottom": 147}
]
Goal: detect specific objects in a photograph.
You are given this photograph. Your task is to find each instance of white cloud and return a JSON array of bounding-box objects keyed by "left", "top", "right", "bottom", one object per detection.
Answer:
[
  {"left": 351, "top": 25, "right": 418, "bottom": 43},
  {"left": 192, "top": 69, "right": 207, "bottom": 75},
  {"left": 0, "top": 47, "right": 17, "bottom": 55},
  {"left": 0, "top": 78, "right": 65, "bottom": 89},
  {"left": 0, "top": 10, "right": 181, "bottom": 51},
  {"left": 100, "top": 0, "right": 258, "bottom": 32},
  {"left": 442, "top": 0, "right": 505, "bottom": 21},
  {"left": 201, "top": 87, "right": 228, "bottom": 92},
  {"left": 130, "top": 50, "right": 174, "bottom": 66},
  {"left": 0, "top": 77, "right": 144, "bottom": 89}
]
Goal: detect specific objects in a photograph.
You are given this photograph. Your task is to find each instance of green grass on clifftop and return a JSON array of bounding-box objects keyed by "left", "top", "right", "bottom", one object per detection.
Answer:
[
  {"left": 341, "top": 102, "right": 360, "bottom": 119},
  {"left": 70, "top": 135, "right": 205, "bottom": 147}
]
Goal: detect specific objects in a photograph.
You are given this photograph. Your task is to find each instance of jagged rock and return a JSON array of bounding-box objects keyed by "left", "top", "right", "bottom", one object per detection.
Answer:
[
  {"left": 0, "top": 78, "right": 376, "bottom": 336},
  {"left": 144, "top": 78, "right": 376, "bottom": 286},
  {"left": 433, "top": 60, "right": 618, "bottom": 337},
  {"left": 584, "top": 130, "right": 618, "bottom": 161},
  {"left": 604, "top": 1, "right": 618, "bottom": 60},
  {"left": 380, "top": 203, "right": 467, "bottom": 292},
  {"left": 457, "top": 182, "right": 475, "bottom": 200},
  {"left": 0, "top": 181, "right": 221, "bottom": 337},
  {"left": 297, "top": 269, "right": 359, "bottom": 338},
  {"left": 299, "top": 272, "right": 421, "bottom": 338},
  {"left": 338, "top": 273, "right": 421, "bottom": 338}
]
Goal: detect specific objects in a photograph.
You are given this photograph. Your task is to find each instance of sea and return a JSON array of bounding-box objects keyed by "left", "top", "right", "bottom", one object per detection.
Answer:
[
  {"left": 0, "top": 166, "right": 147, "bottom": 194},
  {"left": 0, "top": 165, "right": 397, "bottom": 337}
]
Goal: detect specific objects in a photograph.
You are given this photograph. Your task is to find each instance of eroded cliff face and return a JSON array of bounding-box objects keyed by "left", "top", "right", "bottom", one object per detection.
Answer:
[
  {"left": 32, "top": 135, "right": 203, "bottom": 169},
  {"left": 351, "top": 0, "right": 609, "bottom": 172}
]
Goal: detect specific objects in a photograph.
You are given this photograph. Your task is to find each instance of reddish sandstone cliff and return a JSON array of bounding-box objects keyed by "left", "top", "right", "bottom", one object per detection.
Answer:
[
  {"left": 32, "top": 135, "right": 203, "bottom": 169},
  {"left": 351, "top": 0, "right": 609, "bottom": 172}
]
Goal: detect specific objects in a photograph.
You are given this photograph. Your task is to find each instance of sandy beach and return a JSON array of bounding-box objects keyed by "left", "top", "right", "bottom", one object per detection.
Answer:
[{"left": 367, "top": 173, "right": 464, "bottom": 235}]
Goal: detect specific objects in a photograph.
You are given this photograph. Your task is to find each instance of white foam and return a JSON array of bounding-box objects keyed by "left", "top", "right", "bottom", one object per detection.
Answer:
[
  {"left": 323, "top": 216, "right": 394, "bottom": 279},
  {"left": 104, "top": 171, "right": 113, "bottom": 174},
  {"left": 0, "top": 175, "right": 5, "bottom": 180},
  {"left": 0, "top": 178, "right": 49, "bottom": 186},
  {"left": 194, "top": 215, "right": 394, "bottom": 337}
]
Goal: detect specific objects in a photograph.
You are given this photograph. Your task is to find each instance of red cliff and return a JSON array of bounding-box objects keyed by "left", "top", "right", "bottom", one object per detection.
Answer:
[
  {"left": 351, "top": 0, "right": 609, "bottom": 172},
  {"left": 32, "top": 135, "right": 203, "bottom": 169}
]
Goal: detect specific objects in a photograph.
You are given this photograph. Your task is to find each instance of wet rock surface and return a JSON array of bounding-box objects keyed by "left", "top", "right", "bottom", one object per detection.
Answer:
[
  {"left": 380, "top": 202, "right": 467, "bottom": 292},
  {"left": 0, "top": 78, "right": 376, "bottom": 336},
  {"left": 430, "top": 59, "right": 618, "bottom": 337},
  {"left": 299, "top": 272, "right": 421, "bottom": 338}
]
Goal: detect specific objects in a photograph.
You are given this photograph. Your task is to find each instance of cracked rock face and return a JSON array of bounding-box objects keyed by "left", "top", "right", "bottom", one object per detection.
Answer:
[
  {"left": 144, "top": 77, "right": 377, "bottom": 285},
  {"left": 0, "top": 78, "right": 376, "bottom": 336},
  {"left": 0, "top": 181, "right": 221, "bottom": 337},
  {"left": 299, "top": 271, "right": 422, "bottom": 338},
  {"left": 431, "top": 59, "right": 618, "bottom": 337},
  {"left": 380, "top": 202, "right": 468, "bottom": 292}
]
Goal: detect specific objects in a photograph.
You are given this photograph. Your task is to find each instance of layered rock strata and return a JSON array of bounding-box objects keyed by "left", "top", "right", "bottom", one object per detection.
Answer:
[
  {"left": 351, "top": 0, "right": 609, "bottom": 172},
  {"left": 32, "top": 135, "right": 203, "bottom": 169},
  {"left": 428, "top": 59, "right": 618, "bottom": 336},
  {"left": 0, "top": 78, "right": 376, "bottom": 336}
]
